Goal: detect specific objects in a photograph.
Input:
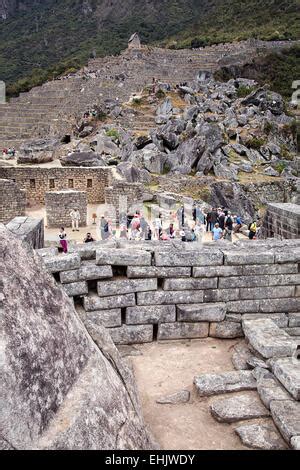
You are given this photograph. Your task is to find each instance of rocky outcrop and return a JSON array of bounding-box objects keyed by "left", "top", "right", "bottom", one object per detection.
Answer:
[
  {"left": 61, "top": 151, "right": 107, "bottom": 167},
  {"left": 0, "top": 224, "right": 155, "bottom": 450}
]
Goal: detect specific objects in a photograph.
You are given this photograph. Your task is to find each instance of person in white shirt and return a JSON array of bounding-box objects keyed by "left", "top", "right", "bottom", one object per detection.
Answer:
[{"left": 70, "top": 208, "right": 81, "bottom": 232}]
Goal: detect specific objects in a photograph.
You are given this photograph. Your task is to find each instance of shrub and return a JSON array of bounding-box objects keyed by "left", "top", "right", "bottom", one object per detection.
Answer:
[
  {"left": 132, "top": 98, "right": 142, "bottom": 106},
  {"left": 106, "top": 129, "right": 120, "bottom": 140},
  {"left": 156, "top": 89, "right": 166, "bottom": 99},
  {"left": 275, "top": 162, "right": 286, "bottom": 174},
  {"left": 247, "top": 137, "right": 266, "bottom": 150},
  {"left": 236, "top": 85, "right": 256, "bottom": 98},
  {"left": 264, "top": 122, "right": 275, "bottom": 134}
]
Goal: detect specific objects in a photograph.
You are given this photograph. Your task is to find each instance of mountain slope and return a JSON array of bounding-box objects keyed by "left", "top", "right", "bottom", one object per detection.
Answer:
[{"left": 0, "top": 0, "right": 299, "bottom": 96}]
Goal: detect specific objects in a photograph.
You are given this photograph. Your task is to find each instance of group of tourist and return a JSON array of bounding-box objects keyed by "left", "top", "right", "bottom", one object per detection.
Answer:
[
  {"left": 57, "top": 205, "right": 259, "bottom": 253},
  {"left": 2, "top": 147, "right": 16, "bottom": 158}
]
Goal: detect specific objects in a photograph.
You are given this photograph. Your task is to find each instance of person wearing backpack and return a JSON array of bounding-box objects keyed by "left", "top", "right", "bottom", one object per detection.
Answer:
[
  {"left": 100, "top": 216, "right": 109, "bottom": 240},
  {"left": 248, "top": 220, "right": 257, "bottom": 240},
  {"left": 224, "top": 211, "right": 233, "bottom": 241}
]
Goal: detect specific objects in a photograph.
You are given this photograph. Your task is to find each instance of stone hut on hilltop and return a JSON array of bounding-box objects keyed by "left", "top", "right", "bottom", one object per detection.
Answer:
[{"left": 128, "top": 33, "right": 142, "bottom": 49}]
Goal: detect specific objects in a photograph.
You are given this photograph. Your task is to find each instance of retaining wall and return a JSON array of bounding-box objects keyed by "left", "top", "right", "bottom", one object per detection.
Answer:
[
  {"left": 45, "top": 190, "right": 87, "bottom": 228},
  {"left": 0, "top": 178, "right": 26, "bottom": 223},
  {"left": 262, "top": 203, "right": 300, "bottom": 239},
  {"left": 38, "top": 239, "right": 300, "bottom": 345}
]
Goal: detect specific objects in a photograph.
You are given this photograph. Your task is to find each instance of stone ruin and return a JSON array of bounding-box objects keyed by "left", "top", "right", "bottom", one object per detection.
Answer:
[
  {"left": 45, "top": 190, "right": 87, "bottom": 228},
  {"left": 262, "top": 203, "right": 300, "bottom": 240},
  {"left": 0, "top": 179, "right": 26, "bottom": 224},
  {"left": 1, "top": 223, "right": 300, "bottom": 449}
]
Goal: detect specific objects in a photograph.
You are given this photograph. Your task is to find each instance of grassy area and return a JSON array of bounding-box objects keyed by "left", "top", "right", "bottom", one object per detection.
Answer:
[{"left": 1, "top": 0, "right": 299, "bottom": 96}]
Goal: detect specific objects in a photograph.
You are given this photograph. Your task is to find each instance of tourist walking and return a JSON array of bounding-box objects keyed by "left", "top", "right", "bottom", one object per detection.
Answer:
[
  {"left": 212, "top": 223, "right": 223, "bottom": 241},
  {"left": 100, "top": 215, "right": 109, "bottom": 240},
  {"left": 248, "top": 220, "right": 257, "bottom": 240},
  {"left": 140, "top": 215, "right": 148, "bottom": 240},
  {"left": 224, "top": 211, "right": 233, "bottom": 241},
  {"left": 234, "top": 215, "right": 243, "bottom": 233},
  {"left": 154, "top": 214, "right": 163, "bottom": 240},
  {"left": 177, "top": 205, "right": 185, "bottom": 229},
  {"left": 70, "top": 208, "right": 81, "bottom": 232},
  {"left": 59, "top": 227, "right": 68, "bottom": 253}
]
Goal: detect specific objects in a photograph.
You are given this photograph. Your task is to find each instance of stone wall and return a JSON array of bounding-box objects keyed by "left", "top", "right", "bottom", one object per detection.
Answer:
[
  {"left": 45, "top": 190, "right": 87, "bottom": 228},
  {"left": 6, "top": 216, "right": 44, "bottom": 249},
  {"left": 0, "top": 178, "right": 26, "bottom": 224},
  {"left": 38, "top": 239, "right": 300, "bottom": 345},
  {"left": 0, "top": 167, "right": 113, "bottom": 205},
  {"left": 262, "top": 203, "right": 300, "bottom": 239},
  {"left": 105, "top": 182, "right": 144, "bottom": 219}
]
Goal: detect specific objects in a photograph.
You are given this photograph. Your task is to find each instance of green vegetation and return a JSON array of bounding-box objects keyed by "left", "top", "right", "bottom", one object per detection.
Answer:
[
  {"left": 236, "top": 85, "right": 256, "bottom": 98},
  {"left": 155, "top": 89, "right": 166, "bottom": 99},
  {"left": 275, "top": 162, "right": 287, "bottom": 174},
  {"left": 0, "top": 1, "right": 299, "bottom": 97},
  {"left": 132, "top": 98, "right": 142, "bottom": 106},
  {"left": 247, "top": 137, "right": 266, "bottom": 150},
  {"left": 106, "top": 129, "right": 120, "bottom": 140},
  {"left": 264, "top": 122, "right": 276, "bottom": 134}
]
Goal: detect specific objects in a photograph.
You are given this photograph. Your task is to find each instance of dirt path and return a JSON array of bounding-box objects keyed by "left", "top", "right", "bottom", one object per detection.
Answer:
[{"left": 130, "top": 338, "right": 249, "bottom": 450}]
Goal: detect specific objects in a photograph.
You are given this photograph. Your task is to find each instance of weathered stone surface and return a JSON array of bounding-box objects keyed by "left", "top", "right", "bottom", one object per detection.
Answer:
[
  {"left": 0, "top": 225, "right": 155, "bottom": 450},
  {"left": 259, "top": 298, "right": 300, "bottom": 313},
  {"left": 243, "top": 319, "right": 298, "bottom": 358},
  {"left": 203, "top": 289, "right": 240, "bottom": 303},
  {"left": 126, "top": 305, "right": 176, "bottom": 325},
  {"left": 85, "top": 309, "right": 122, "bottom": 328},
  {"left": 289, "top": 313, "right": 300, "bottom": 327},
  {"left": 193, "top": 266, "right": 242, "bottom": 278},
  {"left": 255, "top": 369, "right": 291, "bottom": 409},
  {"left": 270, "top": 400, "right": 300, "bottom": 443},
  {"left": 97, "top": 278, "right": 157, "bottom": 297},
  {"left": 156, "top": 390, "right": 190, "bottom": 405},
  {"left": 235, "top": 423, "right": 288, "bottom": 450},
  {"left": 272, "top": 357, "right": 300, "bottom": 401},
  {"left": 227, "top": 300, "right": 260, "bottom": 313},
  {"left": 63, "top": 281, "right": 89, "bottom": 297},
  {"left": 69, "top": 241, "right": 117, "bottom": 260},
  {"left": 107, "top": 325, "right": 153, "bottom": 345},
  {"left": 6, "top": 216, "right": 44, "bottom": 250},
  {"left": 154, "top": 249, "right": 223, "bottom": 267},
  {"left": 194, "top": 370, "right": 256, "bottom": 397},
  {"left": 246, "top": 357, "right": 268, "bottom": 369},
  {"left": 224, "top": 251, "right": 274, "bottom": 266},
  {"left": 84, "top": 293, "right": 136, "bottom": 311},
  {"left": 193, "top": 264, "right": 298, "bottom": 278},
  {"left": 43, "top": 253, "right": 81, "bottom": 274},
  {"left": 291, "top": 436, "right": 300, "bottom": 450},
  {"left": 96, "top": 249, "right": 152, "bottom": 266},
  {"left": 231, "top": 342, "right": 252, "bottom": 370},
  {"left": 60, "top": 264, "right": 113, "bottom": 283},
  {"left": 177, "top": 303, "right": 226, "bottom": 322},
  {"left": 240, "top": 286, "right": 295, "bottom": 300},
  {"left": 137, "top": 290, "right": 204, "bottom": 306},
  {"left": 158, "top": 322, "right": 209, "bottom": 340},
  {"left": 127, "top": 266, "right": 191, "bottom": 278},
  {"left": 210, "top": 394, "right": 270, "bottom": 423},
  {"left": 242, "top": 313, "right": 288, "bottom": 329},
  {"left": 275, "top": 248, "right": 300, "bottom": 264},
  {"left": 163, "top": 278, "right": 218, "bottom": 290},
  {"left": 210, "top": 321, "right": 243, "bottom": 339},
  {"left": 36, "top": 247, "right": 58, "bottom": 258},
  {"left": 285, "top": 327, "right": 300, "bottom": 336}
]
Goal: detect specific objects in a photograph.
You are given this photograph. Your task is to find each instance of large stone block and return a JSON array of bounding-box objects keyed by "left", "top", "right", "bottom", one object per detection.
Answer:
[
  {"left": 85, "top": 309, "right": 122, "bottom": 328},
  {"left": 224, "top": 251, "right": 274, "bottom": 266},
  {"left": 162, "top": 278, "right": 217, "bottom": 290},
  {"left": 60, "top": 264, "right": 113, "bottom": 284},
  {"left": 97, "top": 278, "right": 157, "bottom": 297},
  {"left": 270, "top": 400, "right": 300, "bottom": 443},
  {"left": 154, "top": 249, "right": 223, "bottom": 267},
  {"left": 210, "top": 394, "right": 269, "bottom": 423},
  {"left": 96, "top": 249, "right": 152, "bottom": 266},
  {"left": 69, "top": 241, "right": 117, "bottom": 260},
  {"left": 289, "top": 313, "right": 300, "bottom": 327},
  {"left": 240, "top": 286, "right": 295, "bottom": 300},
  {"left": 63, "top": 281, "right": 88, "bottom": 297},
  {"left": 158, "top": 322, "right": 209, "bottom": 340},
  {"left": 177, "top": 303, "right": 226, "bottom": 322},
  {"left": 193, "top": 266, "right": 243, "bottom": 278},
  {"left": 194, "top": 370, "right": 256, "bottom": 397},
  {"left": 107, "top": 325, "right": 153, "bottom": 345},
  {"left": 259, "top": 298, "right": 300, "bottom": 313},
  {"left": 242, "top": 313, "right": 288, "bottom": 329},
  {"left": 219, "top": 275, "right": 270, "bottom": 289},
  {"left": 227, "top": 300, "right": 260, "bottom": 313},
  {"left": 209, "top": 321, "right": 244, "bottom": 339},
  {"left": 126, "top": 305, "right": 176, "bottom": 325},
  {"left": 275, "top": 248, "right": 300, "bottom": 264},
  {"left": 203, "top": 289, "right": 240, "bottom": 303},
  {"left": 44, "top": 254, "right": 81, "bottom": 274},
  {"left": 243, "top": 319, "right": 298, "bottom": 359},
  {"left": 127, "top": 266, "right": 191, "bottom": 278},
  {"left": 272, "top": 357, "right": 300, "bottom": 401},
  {"left": 137, "top": 290, "right": 204, "bottom": 306},
  {"left": 242, "top": 264, "right": 298, "bottom": 276},
  {"left": 234, "top": 423, "right": 288, "bottom": 450},
  {"left": 84, "top": 293, "right": 136, "bottom": 312},
  {"left": 255, "top": 369, "right": 291, "bottom": 409}
]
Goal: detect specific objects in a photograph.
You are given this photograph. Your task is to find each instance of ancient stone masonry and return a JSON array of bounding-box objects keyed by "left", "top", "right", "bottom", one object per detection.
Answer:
[
  {"left": 37, "top": 239, "right": 300, "bottom": 346},
  {"left": 45, "top": 191, "right": 87, "bottom": 228},
  {"left": 0, "top": 178, "right": 26, "bottom": 223},
  {"left": 262, "top": 203, "right": 300, "bottom": 240},
  {"left": 0, "top": 166, "right": 113, "bottom": 205},
  {"left": 105, "top": 182, "right": 144, "bottom": 219},
  {"left": 6, "top": 216, "right": 44, "bottom": 249}
]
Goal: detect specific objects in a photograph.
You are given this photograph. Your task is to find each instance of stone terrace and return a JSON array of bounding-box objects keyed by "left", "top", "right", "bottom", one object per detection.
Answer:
[
  {"left": 0, "top": 39, "right": 297, "bottom": 149},
  {"left": 37, "top": 238, "right": 300, "bottom": 345}
]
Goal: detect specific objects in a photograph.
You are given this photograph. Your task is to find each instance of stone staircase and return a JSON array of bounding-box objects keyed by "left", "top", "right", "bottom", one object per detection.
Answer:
[{"left": 0, "top": 39, "right": 298, "bottom": 149}]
